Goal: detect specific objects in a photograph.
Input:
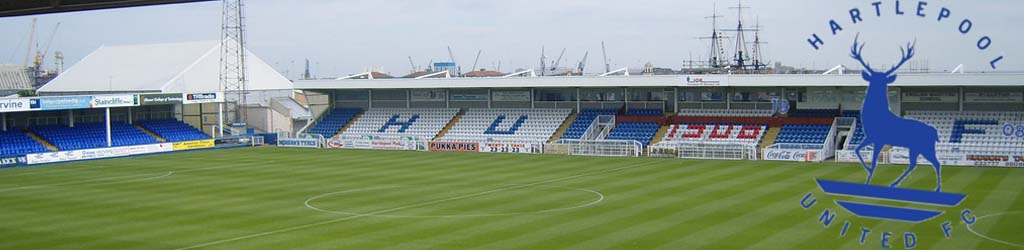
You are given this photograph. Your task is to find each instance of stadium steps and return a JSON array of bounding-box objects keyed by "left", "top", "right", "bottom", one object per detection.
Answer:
[
  {"left": 758, "top": 126, "right": 782, "bottom": 151},
  {"left": 433, "top": 109, "right": 464, "bottom": 140},
  {"left": 549, "top": 112, "right": 578, "bottom": 142},
  {"left": 647, "top": 124, "right": 671, "bottom": 145},
  {"left": 334, "top": 112, "right": 363, "bottom": 137},
  {"left": 135, "top": 125, "right": 167, "bottom": 142},
  {"left": 24, "top": 129, "right": 58, "bottom": 151}
]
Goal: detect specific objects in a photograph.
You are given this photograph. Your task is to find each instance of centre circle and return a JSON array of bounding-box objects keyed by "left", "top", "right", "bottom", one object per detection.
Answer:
[
  {"left": 966, "top": 211, "right": 1024, "bottom": 248},
  {"left": 304, "top": 185, "right": 604, "bottom": 218}
]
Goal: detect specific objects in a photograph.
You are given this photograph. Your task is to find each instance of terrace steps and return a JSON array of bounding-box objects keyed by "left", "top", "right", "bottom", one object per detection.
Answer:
[
  {"left": 549, "top": 112, "right": 577, "bottom": 143},
  {"left": 136, "top": 125, "right": 167, "bottom": 142},
  {"left": 648, "top": 124, "right": 671, "bottom": 145},
  {"left": 24, "top": 129, "right": 58, "bottom": 151},
  {"left": 433, "top": 110, "right": 464, "bottom": 140},
  {"left": 758, "top": 126, "right": 782, "bottom": 151},
  {"left": 334, "top": 112, "right": 363, "bottom": 137}
]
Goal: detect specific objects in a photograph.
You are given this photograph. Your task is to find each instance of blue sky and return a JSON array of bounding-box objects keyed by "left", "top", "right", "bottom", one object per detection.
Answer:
[{"left": 1, "top": 0, "right": 1020, "bottom": 79}]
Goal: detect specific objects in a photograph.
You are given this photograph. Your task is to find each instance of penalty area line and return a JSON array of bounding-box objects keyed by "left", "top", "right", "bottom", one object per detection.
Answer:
[{"left": 175, "top": 159, "right": 667, "bottom": 250}]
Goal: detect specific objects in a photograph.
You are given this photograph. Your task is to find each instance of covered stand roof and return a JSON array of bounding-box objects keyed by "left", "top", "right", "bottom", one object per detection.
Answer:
[
  {"left": 38, "top": 40, "right": 292, "bottom": 95},
  {"left": 0, "top": 64, "right": 33, "bottom": 91}
]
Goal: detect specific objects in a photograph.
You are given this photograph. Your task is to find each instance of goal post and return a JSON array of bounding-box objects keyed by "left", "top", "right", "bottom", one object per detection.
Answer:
[
  {"left": 650, "top": 142, "right": 758, "bottom": 160},
  {"left": 546, "top": 139, "right": 643, "bottom": 157}
]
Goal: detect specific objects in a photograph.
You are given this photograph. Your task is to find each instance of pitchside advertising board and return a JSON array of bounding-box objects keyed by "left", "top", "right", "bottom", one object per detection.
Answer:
[
  {"left": 278, "top": 138, "right": 321, "bottom": 148},
  {"left": 762, "top": 149, "right": 819, "bottom": 162},
  {"left": 479, "top": 142, "right": 539, "bottom": 154},
  {"left": 325, "top": 137, "right": 421, "bottom": 151},
  {"left": 183, "top": 92, "right": 225, "bottom": 104},
  {"left": 798, "top": 1, "right": 1006, "bottom": 248},
  {"left": 140, "top": 93, "right": 184, "bottom": 106},
  {"left": 90, "top": 94, "right": 139, "bottom": 108},
  {"left": 26, "top": 143, "right": 173, "bottom": 165},
  {"left": 0, "top": 155, "right": 28, "bottom": 168}
]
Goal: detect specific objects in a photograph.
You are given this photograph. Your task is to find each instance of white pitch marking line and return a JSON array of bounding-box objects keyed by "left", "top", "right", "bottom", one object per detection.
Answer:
[
  {"left": 0, "top": 171, "right": 173, "bottom": 192},
  {"left": 303, "top": 184, "right": 605, "bottom": 218},
  {"left": 965, "top": 211, "right": 1024, "bottom": 248},
  {"left": 175, "top": 160, "right": 666, "bottom": 250}
]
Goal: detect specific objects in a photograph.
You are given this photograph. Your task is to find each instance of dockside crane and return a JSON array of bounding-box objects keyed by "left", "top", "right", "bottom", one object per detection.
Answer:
[
  {"left": 470, "top": 50, "right": 481, "bottom": 72},
  {"left": 576, "top": 51, "right": 589, "bottom": 75}
]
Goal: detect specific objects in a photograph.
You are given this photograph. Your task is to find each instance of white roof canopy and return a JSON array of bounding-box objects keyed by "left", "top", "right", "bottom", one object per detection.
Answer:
[
  {"left": 294, "top": 73, "right": 1024, "bottom": 90},
  {"left": 38, "top": 40, "right": 292, "bottom": 95}
]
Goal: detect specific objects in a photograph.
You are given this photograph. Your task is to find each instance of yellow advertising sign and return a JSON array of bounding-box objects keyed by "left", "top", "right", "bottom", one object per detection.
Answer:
[{"left": 172, "top": 139, "right": 215, "bottom": 151}]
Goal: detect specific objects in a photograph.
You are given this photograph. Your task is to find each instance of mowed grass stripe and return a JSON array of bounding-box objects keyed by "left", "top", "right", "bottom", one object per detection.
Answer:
[
  {"left": 680, "top": 165, "right": 860, "bottom": 250},
  {"left": 1, "top": 148, "right": 1021, "bottom": 250},
  {"left": 939, "top": 168, "right": 1022, "bottom": 250},
  {"left": 175, "top": 150, "right": 638, "bottom": 247},
  {"left": 563, "top": 163, "right": 845, "bottom": 250},
  {"left": 160, "top": 151, "right": 517, "bottom": 248},
  {"left": 476, "top": 160, "right": 806, "bottom": 249},
  {"left": 739, "top": 163, "right": 965, "bottom": 250},
  {"left": 329, "top": 159, "right": 727, "bottom": 249},
  {"left": 240, "top": 158, "right": 667, "bottom": 249},
  {"left": 444, "top": 159, "right": 753, "bottom": 249},
  {"left": 826, "top": 166, "right": 979, "bottom": 250}
]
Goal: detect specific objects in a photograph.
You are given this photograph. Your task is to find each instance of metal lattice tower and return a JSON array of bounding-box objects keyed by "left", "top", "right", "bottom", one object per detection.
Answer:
[{"left": 220, "top": 0, "right": 247, "bottom": 124}]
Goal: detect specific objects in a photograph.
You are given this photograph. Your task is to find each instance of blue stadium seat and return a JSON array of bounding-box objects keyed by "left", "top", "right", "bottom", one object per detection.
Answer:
[
  {"left": 562, "top": 109, "right": 618, "bottom": 140},
  {"left": 774, "top": 124, "right": 832, "bottom": 144},
  {"left": 606, "top": 122, "right": 660, "bottom": 146},
  {"left": 30, "top": 122, "right": 160, "bottom": 150},
  {"left": 624, "top": 108, "right": 663, "bottom": 116},
  {"left": 137, "top": 119, "right": 212, "bottom": 142},
  {"left": 787, "top": 109, "right": 838, "bottom": 118},
  {"left": 0, "top": 129, "right": 51, "bottom": 156},
  {"left": 308, "top": 108, "right": 362, "bottom": 138}
]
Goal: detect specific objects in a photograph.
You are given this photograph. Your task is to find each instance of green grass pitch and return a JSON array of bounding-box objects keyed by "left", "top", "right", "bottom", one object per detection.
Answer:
[{"left": 1, "top": 147, "right": 1022, "bottom": 249}]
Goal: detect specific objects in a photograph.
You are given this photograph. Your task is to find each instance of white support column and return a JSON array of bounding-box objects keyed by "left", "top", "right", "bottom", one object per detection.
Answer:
[
  {"left": 218, "top": 103, "right": 224, "bottom": 137},
  {"left": 623, "top": 88, "right": 629, "bottom": 111},
  {"left": 531, "top": 88, "right": 535, "bottom": 109},
  {"left": 576, "top": 88, "right": 581, "bottom": 113},
  {"left": 487, "top": 89, "right": 493, "bottom": 108},
  {"left": 128, "top": 107, "right": 133, "bottom": 125},
  {"left": 68, "top": 110, "right": 75, "bottom": 127},
  {"left": 1, "top": 112, "right": 7, "bottom": 131},
  {"left": 105, "top": 108, "right": 112, "bottom": 147},
  {"left": 959, "top": 87, "right": 965, "bottom": 112},
  {"left": 406, "top": 89, "right": 411, "bottom": 108},
  {"left": 673, "top": 87, "right": 679, "bottom": 113},
  {"left": 367, "top": 90, "right": 373, "bottom": 109},
  {"left": 726, "top": 88, "right": 732, "bottom": 109}
]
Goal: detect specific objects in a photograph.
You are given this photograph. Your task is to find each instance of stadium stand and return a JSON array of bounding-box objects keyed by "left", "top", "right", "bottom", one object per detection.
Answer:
[
  {"left": 773, "top": 124, "right": 832, "bottom": 144},
  {"left": 307, "top": 108, "right": 362, "bottom": 137},
  {"left": 441, "top": 108, "right": 570, "bottom": 142},
  {"left": 136, "top": 119, "right": 211, "bottom": 142},
  {"left": 677, "top": 109, "right": 773, "bottom": 117},
  {"left": 905, "top": 111, "right": 1024, "bottom": 154},
  {"left": 787, "top": 109, "right": 839, "bottom": 118},
  {"left": 606, "top": 122, "right": 660, "bottom": 146},
  {"left": 0, "top": 129, "right": 51, "bottom": 156},
  {"left": 30, "top": 123, "right": 159, "bottom": 150},
  {"left": 624, "top": 108, "right": 664, "bottom": 116},
  {"left": 341, "top": 108, "right": 458, "bottom": 139},
  {"left": 660, "top": 123, "right": 767, "bottom": 145},
  {"left": 561, "top": 109, "right": 618, "bottom": 139}
]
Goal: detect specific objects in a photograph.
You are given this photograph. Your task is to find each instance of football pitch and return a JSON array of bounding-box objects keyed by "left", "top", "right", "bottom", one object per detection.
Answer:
[{"left": 0, "top": 147, "right": 1021, "bottom": 249}]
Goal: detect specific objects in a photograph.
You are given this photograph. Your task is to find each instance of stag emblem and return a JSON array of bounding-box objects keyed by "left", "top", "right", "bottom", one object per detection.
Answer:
[{"left": 849, "top": 35, "right": 944, "bottom": 192}]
